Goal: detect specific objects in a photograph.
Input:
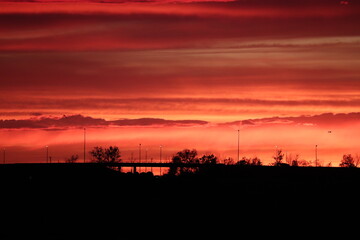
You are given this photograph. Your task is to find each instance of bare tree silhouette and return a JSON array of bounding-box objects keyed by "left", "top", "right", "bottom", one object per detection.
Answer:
[{"left": 272, "top": 149, "right": 289, "bottom": 167}]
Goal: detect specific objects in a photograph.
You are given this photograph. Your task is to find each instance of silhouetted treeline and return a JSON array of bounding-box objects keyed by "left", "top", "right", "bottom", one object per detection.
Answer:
[{"left": 85, "top": 146, "right": 360, "bottom": 175}]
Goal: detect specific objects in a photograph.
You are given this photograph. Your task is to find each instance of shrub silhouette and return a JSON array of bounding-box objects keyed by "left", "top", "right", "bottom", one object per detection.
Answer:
[
  {"left": 236, "top": 157, "right": 262, "bottom": 166},
  {"left": 65, "top": 154, "right": 79, "bottom": 163},
  {"left": 223, "top": 157, "right": 234, "bottom": 165}
]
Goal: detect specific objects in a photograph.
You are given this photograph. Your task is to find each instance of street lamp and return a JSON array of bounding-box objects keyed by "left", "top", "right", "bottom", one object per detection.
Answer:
[
  {"left": 315, "top": 145, "right": 318, "bottom": 167},
  {"left": 145, "top": 148, "right": 148, "bottom": 172},
  {"left": 160, "top": 145, "right": 162, "bottom": 163},
  {"left": 160, "top": 145, "right": 163, "bottom": 175},
  {"left": 84, "top": 128, "right": 86, "bottom": 163},
  {"left": 139, "top": 143, "right": 142, "bottom": 172},
  {"left": 237, "top": 129, "right": 240, "bottom": 162},
  {"left": 46, "top": 146, "right": 49, "bottom": 163}
]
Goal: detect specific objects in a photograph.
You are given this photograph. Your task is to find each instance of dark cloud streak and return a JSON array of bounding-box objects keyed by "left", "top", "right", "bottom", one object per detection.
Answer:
[
  {"left": 1, "top": 1, "right": 360, "bottom": 51},
  {"left": 225, "top": 112, "right": 360, "bottom": 127},
  {"left": 1, "top": 112, "right": 359, "bottom": 130},
  {"left": 0, "top": 114, "right": 209, "bottom": 129},
  {"left": 1, "top": 97, "right": 360, "bottom": 111}
]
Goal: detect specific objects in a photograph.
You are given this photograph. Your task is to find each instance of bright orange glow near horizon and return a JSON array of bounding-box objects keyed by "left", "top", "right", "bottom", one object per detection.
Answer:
[{"left": 0, "top": 0, "right": 359, "bottom": 166}]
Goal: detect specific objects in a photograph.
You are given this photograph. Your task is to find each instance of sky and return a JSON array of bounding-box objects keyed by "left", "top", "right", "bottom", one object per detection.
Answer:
[{"left": 0, "top": 0, "right": 359, "bottom": 166}]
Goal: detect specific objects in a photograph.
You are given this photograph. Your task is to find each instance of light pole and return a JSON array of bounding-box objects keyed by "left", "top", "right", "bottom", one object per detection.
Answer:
[
  {"left": 139, "top": 143, "right": 141, "bottom": 172},
  {"left": 145, "top": 148, "right": 148, "bottom": 172},
  {"left": 160, "top": 145, "right": 162, "bottom": 163},
  {"left": 237, "top": 129, "right": 240, "bottom": 162},
  {"left": 160, "top": 145, "right": 162, "bottom": 175},
  {"left": 315, "top": 145, "right": 318, "bottom": 167},
  {"left": 84, "top": 128, "right": 86, "bottom": 163},
  {"left": 46, "top": 146, "right": 49, "bottom": 163}
]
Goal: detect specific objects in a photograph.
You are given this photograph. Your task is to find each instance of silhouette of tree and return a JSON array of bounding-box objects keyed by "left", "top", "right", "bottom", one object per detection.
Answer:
[
  {"left": 286, "top": 154, "right": 302, "bottom": 167},
  {"left": 296, "top": 159, "right": 311, "bottom": 167},
  {"left": 236, "top": 157, "right": 262, "bottom": 166},
  {"left": 272, "top": 149, "right": 289, "bottom": 167},
  {"left": 105, "top": 146, "right": 121, "bottom": 163},
  {"left": 199, "top": 154, "right": 218, "bottom": 164},
  {"left": 168, "top": 149, "right": 198, "bottom": 175},
  {"left": 174, "top": 149, "right": 198, "bottom": 164},
  {"left": 168, "top": 151, "right": 220, "bottom": 175},
  {"left": 65, "top": 154, "right": 79, "bottom": 163},
  {"left": 90, "top": 146, "right": 105, "bottom": 162},
  {"left": 223, "top": 157, "right": 234, "bottom": 165},
  {"left": 90, "top": 146, "right": 121, "bottom": 163},
  {"left": 339, "top": 154, "right": 357, "bottom": 168},
  {"left": 237, "top": 158, "right": 249, "bottom": 166},
  {"left": 168, "top": 155, "right": 181, "bottom": 176}
]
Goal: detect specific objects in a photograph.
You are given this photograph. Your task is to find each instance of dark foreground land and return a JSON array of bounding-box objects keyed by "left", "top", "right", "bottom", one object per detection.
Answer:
[{"left": 1, "top": 163, "right": 360, "bottom": 239}]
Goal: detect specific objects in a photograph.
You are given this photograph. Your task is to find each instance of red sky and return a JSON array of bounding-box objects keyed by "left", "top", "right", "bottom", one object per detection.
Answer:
[{"left": 0, "top": 0, "right": 359, "bottom": 166}]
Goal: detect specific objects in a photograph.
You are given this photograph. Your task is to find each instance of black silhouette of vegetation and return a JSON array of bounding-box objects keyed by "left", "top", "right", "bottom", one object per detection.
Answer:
[
  {"left": 169, "top": 149, "right": 198, "bottom": 175},
  {"left": 223, "top": 157, "right": 234, "bottom": 165},
  {"left": 236, "top": 157, "right": 262, "bottom": 166},
  {"left": 174, "top": 148, "right": 198, "bottom": 163},
  {"left": 65, "top": 154, "right": 79, "bottom": 163},
  {"left": 198, "top": 154, "right": 218, "bottom": 164},
  {"left": 168, "top": 149, "right": 218, "bottom": 175},
  {"left": 89, "top": 146, "right": 121, "bottom": 163},
  {"left": 339, "top": 154, "right": 359, "bottom": 168},
  {"left": 271, "top": 149, "right": 289, "bottom": 167}
]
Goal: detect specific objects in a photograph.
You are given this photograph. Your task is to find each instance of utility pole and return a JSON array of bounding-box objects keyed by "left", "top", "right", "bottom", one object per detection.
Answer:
[{"left": 3, "top": 148, "right": 5, "bottom": 164}]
